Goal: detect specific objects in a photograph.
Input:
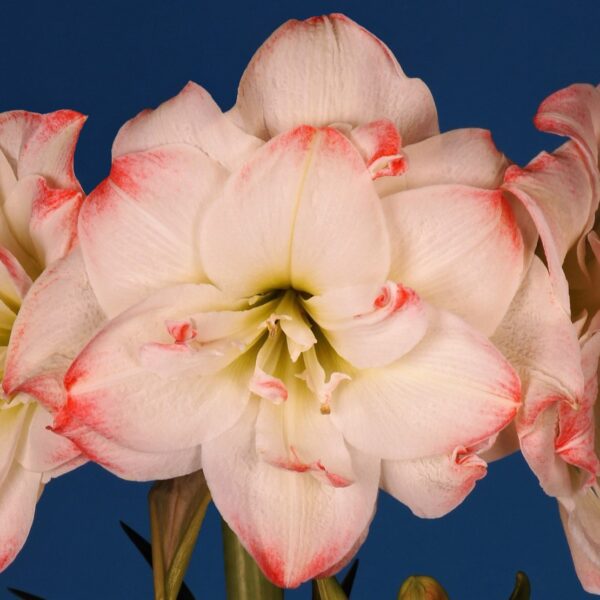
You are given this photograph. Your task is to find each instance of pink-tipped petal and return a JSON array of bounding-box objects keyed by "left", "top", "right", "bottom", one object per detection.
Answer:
[
  {"left": 503, "top": 145, "right": 596, "bottom": 312},
  {"left": 381, "top": 447, "right": 487, "bottom": 518},
  {"left": 113, "top": 82, "right": 262, "bottom": 171},
  {"left": 383, "top": 185, "right": 525, "bottom": 335},
  {"left": 534, "top": 84, "right": 600, "bottom": 170},
  {"left": 79, "top": 144, "right": 226, "bottom": 317},
  {"left": 202, "top": 404, "right": 379, "bottom": 588},
  {"left": 54, "top": 416, "right": 203, "bottom": 481},
  {"left": 201, "top": 126, "right": 390, "bottom": 297},
  {"left": 65, "top": 284, "right": 259, "bottom": 453},
  {"left": 332, "top": 309, "right": 520, "bottom": 460},
  {"left": 235, "top": 14, "right": 438, "bottom": 144},
  {"left": 3, "top": 175, "right": 82, "bottom": 269},
  {"left": 0, "top": 109, "right": 85, "bottom": 189}
]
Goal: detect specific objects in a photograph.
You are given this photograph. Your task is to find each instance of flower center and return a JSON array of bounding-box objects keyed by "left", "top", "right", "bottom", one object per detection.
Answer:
[{"left": 247, "top": 289, "right": 350, "bottom": 414}]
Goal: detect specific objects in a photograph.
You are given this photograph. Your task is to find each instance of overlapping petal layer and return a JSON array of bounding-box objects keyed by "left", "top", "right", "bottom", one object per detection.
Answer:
[
  {"left": 113, "top": 81, "right": 262, "bottom": 171},
  {"left": 64, "top": 284, "right": 264, "bottom": 453}
]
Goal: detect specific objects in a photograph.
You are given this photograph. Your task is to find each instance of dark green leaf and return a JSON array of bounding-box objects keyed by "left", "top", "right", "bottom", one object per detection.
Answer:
[
  {"left": 120, "top": 520, "right": 153, "bottom": 567},
  {"left": 509, "top": 571, "right": 531, "bottom": 600},
  {"left": 341, "top": 559, "right": 359, "bottom": 597},
  {"left": 7, "top": 589, "right": 45, "bottom": 600},
  {"left": 120, "top": 520, "right": 194, "bottom": 600}
]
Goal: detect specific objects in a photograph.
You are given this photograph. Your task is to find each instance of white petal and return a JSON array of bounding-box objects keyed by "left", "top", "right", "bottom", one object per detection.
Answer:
[
  {"left": 255, "top": 375, "right": 355, "bottom": 487},
  {"left": 331, "top": 309, "right": 520, "bottom": 460},
  {"left": 201, "top": 126, "right": 390, "bottom": 297},
  {"left": 113, "top": 81, "right": 262, "bottom": 171},
  {"left": 383, "top": 184, "right": 525, "bottom": 335},
  {"left": 235, "top": 14, "right": 438, "bottom": 144},
  {"left": 202, "top": 404, "right": 380, "bottom": 588},
  {"left": 79, "top": 144, "right": 226, "bottom": 317}
]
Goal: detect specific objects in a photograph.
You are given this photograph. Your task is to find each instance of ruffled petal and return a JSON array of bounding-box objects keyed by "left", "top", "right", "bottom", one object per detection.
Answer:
[
  {"left": 534, "top": 84, "right": 600, "bottom": 170},
  {"left": 235, "top": 14, "right": 438, "bottom": 144},
  {"left": 0, "top": 109, "right": 85, "bottom": 189},
  {"left": 383, "top": 184, "right": 524, "bottom": 335},
  {"left": 503, "top": 146, "right": 596, "bottom": 312},
  {"left": 202, "top": 404, "right": 379, "bottom": 588},
  {"left": 201, "top": 126, "right": 390, "bottom": 296},
  {"left": 79, "top": 144, "right": 226, "bottom": 317},
  {"left": 381, "top": 447, "right": 487, "bottom": 518},
  {"left": 492, "top": 257, "right": 588, "bottom": 496},
  {"left": 305, "top": 281, "right": 428, "bottom": 369},
  {"left": 331, "top": 309, "right": 520, "bottom": 460},
  {"left": 3, "top": 175, "right": 82, "bottom": 268},
  {"left": 112, "top": 82, "right": 262, "bottom": 171}
]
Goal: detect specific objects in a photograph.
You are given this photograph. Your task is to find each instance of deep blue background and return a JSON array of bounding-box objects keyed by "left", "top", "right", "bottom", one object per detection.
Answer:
[{"left": 1, "top": 0, "right": 599, "bottom": 598}]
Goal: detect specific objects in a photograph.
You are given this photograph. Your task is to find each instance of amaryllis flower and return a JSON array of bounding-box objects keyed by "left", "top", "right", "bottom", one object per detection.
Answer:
[
  {"left": 0, "top": 109, "right": 86, "bottom": 570},
  {"left": 6, "top": 15, "right": 526, "bottom": 586},
  {"left": 499, "top": 84, "right": 600, "bottom": 592}
]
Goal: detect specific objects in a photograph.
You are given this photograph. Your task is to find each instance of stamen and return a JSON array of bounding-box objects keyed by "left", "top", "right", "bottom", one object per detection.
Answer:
[
  {"left": 250, "top": 328, "right": 288, "bottom": 404},
  {"left": 299, "top": 348, "right": 350, "bottom": 414}
]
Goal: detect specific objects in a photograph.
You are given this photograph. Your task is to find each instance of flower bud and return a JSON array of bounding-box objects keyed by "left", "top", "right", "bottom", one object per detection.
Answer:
[{"left": 398, "top": 575, "right": 449, "bottom": 600}]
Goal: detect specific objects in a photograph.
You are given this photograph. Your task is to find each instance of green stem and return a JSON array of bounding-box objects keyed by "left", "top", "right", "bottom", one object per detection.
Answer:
[{"left": 221, "top": 518, "right": 284, "bottom": 600}]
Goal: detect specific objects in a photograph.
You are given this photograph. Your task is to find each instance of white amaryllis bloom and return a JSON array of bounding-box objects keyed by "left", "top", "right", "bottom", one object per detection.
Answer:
[
  {"left": 6, "top": 15, "right": 526, "bottom": 585},
  {"left": 500, "top": 84, "right": 600, "bottom": 593},
  {"left": 0, "top": 109, "right": 87, "bottom": 570}
]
